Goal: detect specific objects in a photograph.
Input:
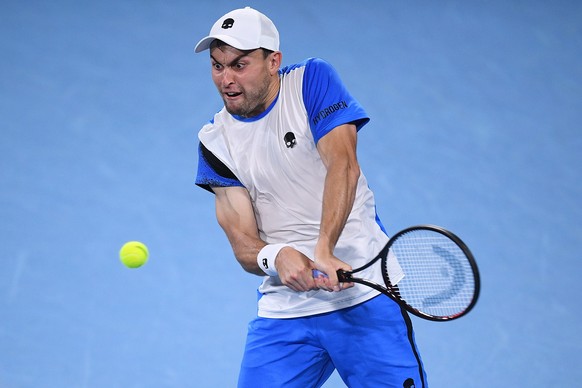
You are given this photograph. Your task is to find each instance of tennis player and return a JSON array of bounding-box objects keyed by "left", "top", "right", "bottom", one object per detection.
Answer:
[{"left": 194, "top": 7, "right": 428, "bottom": 387}]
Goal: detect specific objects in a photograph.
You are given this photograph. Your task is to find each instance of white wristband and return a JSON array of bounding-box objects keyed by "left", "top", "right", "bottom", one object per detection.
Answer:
[{"left": 257, "top": 243, "right": 289, "bottom": 276}]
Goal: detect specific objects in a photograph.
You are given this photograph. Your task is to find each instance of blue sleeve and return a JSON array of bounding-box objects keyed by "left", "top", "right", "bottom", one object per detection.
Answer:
[
  {"left": 302, "top": 58, "right": 370, "bottom": 143},
  {"left": 195, "top": 142, "right": 244, "bottom": 193}
]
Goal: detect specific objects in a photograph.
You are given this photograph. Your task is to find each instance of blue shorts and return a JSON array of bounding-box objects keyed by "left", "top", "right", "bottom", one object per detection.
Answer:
[{"left": 238, "top": 295, "right": 428, "bottom": 388}]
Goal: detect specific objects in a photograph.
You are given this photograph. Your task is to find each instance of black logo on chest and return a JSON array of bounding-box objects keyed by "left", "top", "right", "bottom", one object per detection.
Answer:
[{"left": 284, "top": 132, "right": 296, "bottom": 148}]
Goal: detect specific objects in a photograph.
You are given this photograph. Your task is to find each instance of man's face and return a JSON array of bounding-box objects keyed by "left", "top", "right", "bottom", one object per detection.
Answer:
[{"left": 209, "top": 44, "right": 277, "bottom": 118}]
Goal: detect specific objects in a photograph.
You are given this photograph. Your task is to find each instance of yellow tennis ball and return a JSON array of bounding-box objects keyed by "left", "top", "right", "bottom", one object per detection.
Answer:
[{"left": 119, "top": 241, "right": 149, "bottom": 268}]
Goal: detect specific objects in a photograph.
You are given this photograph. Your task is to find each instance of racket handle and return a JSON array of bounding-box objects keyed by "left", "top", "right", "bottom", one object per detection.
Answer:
[
  {"left": 312, "top": 269, "right": 352, "bottom": 282},
  {"left": 312, "top": 269, "right": 327, "bottom": 278}
]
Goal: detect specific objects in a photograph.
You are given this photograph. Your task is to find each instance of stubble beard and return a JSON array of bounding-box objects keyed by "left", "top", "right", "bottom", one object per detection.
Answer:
[{"left": 223, "top": 76, "right": 273, "bottom": 118}]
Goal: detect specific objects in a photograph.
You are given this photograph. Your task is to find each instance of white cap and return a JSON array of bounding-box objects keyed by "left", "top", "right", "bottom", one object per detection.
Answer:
[{"left": 195, "top": 7, "right": 279, "bottom": 53}]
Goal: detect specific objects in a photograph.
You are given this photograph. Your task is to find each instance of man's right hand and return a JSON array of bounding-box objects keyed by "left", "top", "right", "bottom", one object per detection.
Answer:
[{"left": 274, "top": 247, "right": 321, "bottom": 292}]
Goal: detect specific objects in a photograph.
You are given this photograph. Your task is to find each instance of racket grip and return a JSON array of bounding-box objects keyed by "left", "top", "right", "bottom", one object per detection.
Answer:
[
  {"left": 312, "top": 269, "right": 351, "bottom": 282},
  {"left": 312, "top": 269, "right": 327, "bottom": 278}
]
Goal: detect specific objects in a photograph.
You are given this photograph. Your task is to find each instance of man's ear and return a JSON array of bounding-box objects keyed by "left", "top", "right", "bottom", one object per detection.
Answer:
[{"left": 269, "top": 51, "right": 282, "bottom": 75}]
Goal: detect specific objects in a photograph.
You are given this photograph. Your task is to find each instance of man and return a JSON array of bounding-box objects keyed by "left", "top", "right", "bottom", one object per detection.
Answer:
[{"left": 194, "top": 7, "right": 427, "bottom": 387}]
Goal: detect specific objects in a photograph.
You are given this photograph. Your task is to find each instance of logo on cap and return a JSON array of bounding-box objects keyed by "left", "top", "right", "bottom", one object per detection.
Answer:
[{"left": 221, "top": 18, "right": 234, "bottom": 29}]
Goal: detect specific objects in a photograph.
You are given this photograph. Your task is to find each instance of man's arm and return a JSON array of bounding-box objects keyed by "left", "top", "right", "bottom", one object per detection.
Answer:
[
  {"left": 213, "top": 185, "right": 265, "bottom": 275},
  {"left": 213, "top": 185, "right": 322, "bottom": 292},
  {"left": 314, "top": 123, "right": 360, "bottom": 290}
]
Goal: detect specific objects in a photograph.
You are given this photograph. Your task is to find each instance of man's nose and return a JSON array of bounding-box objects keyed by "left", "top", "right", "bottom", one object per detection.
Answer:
[{"left": 221, "top": 67, "right": 235, "bottom": 86}]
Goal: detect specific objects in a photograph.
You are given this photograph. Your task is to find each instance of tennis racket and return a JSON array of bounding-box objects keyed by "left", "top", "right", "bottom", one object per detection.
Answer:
[{"left": 315, "top": 225, "right": 480, "bottom": 321}]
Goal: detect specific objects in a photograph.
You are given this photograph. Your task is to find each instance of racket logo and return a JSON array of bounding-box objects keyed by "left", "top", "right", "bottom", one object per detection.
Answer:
[{"left": 335, "top": 225, "right": 480, "bottom": 322}]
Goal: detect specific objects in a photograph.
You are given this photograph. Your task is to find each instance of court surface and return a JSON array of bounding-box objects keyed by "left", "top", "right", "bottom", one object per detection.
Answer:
[{"left": 1, "top": 1, "right": 581, "bottom": 387}]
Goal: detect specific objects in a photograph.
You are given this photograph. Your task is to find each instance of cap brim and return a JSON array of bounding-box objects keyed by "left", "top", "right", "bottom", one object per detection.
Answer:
[
  {"left": 194, "top": 34, "right": 259, "bottom": 53},
  {"left": 194, "top": 37, "right": 215, "bottom": 53}
]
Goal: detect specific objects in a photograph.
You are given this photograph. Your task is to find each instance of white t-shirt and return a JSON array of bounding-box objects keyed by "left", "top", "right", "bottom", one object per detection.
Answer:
[{"left": 196, "top": 58, "right": 388, "bottom": 318}]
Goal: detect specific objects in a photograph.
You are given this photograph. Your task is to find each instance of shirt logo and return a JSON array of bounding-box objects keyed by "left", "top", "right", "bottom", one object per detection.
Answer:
[
  {"left": 284, "top": 132, "right": 296, "bottom": 148},
  {"left": 312, "top": 100, "right": 348, "bottom": 126}
]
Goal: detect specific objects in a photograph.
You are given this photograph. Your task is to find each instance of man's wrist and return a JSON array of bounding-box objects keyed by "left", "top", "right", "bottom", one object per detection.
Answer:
[{"left": 257, "top": 243, "right": 289, "bottom": 276}]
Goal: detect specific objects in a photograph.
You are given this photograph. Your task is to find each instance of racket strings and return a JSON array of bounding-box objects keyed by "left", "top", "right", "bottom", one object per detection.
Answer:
[{"left": 384, "top": 230, "right": 476, "bottom": 318}]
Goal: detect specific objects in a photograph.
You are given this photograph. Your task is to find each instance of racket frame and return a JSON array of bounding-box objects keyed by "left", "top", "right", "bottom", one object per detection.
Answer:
[{"left": 338, "top": 225, "right": 480, "bottom": 322}]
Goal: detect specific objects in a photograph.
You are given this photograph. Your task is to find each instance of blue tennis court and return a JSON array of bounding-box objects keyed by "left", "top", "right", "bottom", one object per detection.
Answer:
[{"left": 1, "top": 1, "right": 580, "bottom": 386}]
